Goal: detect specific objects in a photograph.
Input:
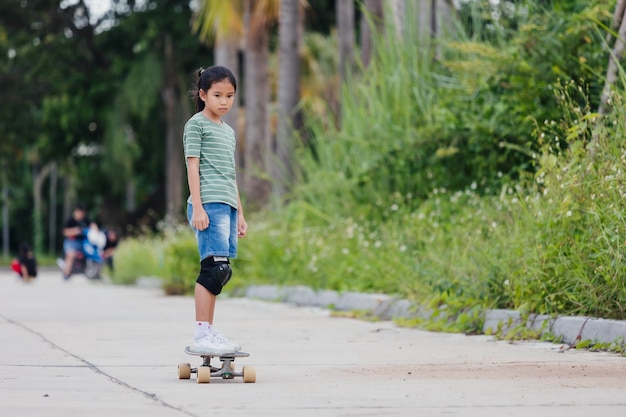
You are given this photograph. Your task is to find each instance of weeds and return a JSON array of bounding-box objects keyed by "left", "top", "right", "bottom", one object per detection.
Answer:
[{"left": 113, "top": 2, "right": 626, "bottom": 331}]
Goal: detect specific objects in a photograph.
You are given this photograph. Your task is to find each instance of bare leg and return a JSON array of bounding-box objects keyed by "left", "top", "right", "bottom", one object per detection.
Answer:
[
  {"left": 195, "top": 283, "right": 216, "bottom": 324},
  {"left": 64, "top": 251, "right": 76, "bottom": 277}
]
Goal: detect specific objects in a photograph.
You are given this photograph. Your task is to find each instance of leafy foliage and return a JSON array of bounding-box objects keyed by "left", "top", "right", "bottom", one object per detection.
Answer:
[
  {"left": 295, "top": 0, "right": 611, "bottom": 220},
  {"left": 0, "top": 0, "right": 210, "bottom": 253},
  {"left": 112, "top": 1, "right": 626, "bottom": 326}
]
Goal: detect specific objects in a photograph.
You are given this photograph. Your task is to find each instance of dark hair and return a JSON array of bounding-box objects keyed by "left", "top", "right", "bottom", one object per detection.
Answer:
[
  {"left": 193, "top": 66, "right": 237, "bottom": 112},
  {"left": 20, "top": 242, "right": 32, "bottom": 256}
]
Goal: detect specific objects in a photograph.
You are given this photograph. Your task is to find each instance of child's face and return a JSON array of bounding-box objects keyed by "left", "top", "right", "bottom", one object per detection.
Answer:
[{"left": 199, "top": 80, "right": 235, "bottom": 120}]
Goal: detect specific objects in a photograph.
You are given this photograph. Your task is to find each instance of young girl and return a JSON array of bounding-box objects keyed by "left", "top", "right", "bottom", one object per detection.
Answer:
[{"left": 183, "top": 66, "right": 247, "bottom": 355}]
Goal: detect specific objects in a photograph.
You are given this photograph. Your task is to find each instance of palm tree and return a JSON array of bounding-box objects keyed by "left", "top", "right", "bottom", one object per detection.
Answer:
[
  {"left": 193, "top": 0, "right": 280, "bottom": 209},
  {"left": 192, "top": 0, "right": 243, "bottom": 134},
  {"left": 275, "top": 0, "right": 303, "bottom": 199}
]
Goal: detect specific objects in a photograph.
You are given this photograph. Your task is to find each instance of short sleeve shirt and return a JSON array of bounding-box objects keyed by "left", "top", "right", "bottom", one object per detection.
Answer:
[
  {"left": 183, "top": 112, "right": 238, "bottom": 209},
  {"left": 64, "top": 216, "right": 90, "bottom": 240}
]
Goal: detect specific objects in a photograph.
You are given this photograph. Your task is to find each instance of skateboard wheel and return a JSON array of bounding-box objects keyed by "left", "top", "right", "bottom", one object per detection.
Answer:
[
  {"left": 197, "top": 366, "right": 211, "bottom": 383},
  {"left": 242, "top": 366, "right": 256, "bottom": 383},
  {"left": 178, "top": 363, "right": 191, "bottom": 379}
]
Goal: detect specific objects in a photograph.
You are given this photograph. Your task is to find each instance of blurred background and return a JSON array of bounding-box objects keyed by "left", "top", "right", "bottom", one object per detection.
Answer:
[{"left": 3, "top": 0, "right": 626, "bottom": 325}]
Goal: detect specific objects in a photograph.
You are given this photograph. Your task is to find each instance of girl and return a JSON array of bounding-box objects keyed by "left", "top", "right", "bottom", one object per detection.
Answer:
[{"left": 183, "top": 66, "right": 247, "bottom": 355}]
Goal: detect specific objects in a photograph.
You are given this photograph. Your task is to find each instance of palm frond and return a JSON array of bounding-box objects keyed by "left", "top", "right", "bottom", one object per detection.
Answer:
[{"left": 192, "top": 0, "right": 244, "bottom": 44}]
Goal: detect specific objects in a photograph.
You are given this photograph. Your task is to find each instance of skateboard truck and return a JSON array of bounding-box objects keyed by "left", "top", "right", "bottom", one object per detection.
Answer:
[{"left": 178, "top": 349, "right": 256, "bottom": 384}]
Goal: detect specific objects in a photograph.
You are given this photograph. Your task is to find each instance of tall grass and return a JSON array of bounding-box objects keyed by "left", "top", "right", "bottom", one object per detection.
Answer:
[{"left": 114, "top": 1, "right": 626, "bottom": 324}]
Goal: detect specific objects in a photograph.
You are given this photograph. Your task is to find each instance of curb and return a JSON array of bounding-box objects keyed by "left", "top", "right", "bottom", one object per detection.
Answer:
[
  {"left": 483, "top": 309, "right": 626, "bottom": 346},
  {"left": 240, "top": 284, "right": 419, "bottom": 320},
  {"left": 240, "top": 284, "right": 626, "bottom": 348}
]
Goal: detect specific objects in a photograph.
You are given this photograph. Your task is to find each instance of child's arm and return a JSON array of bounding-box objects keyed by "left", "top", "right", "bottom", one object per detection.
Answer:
[
  {"left": 187, "top": 157, "right": 209, "bottom": 230},
  {"left": 63, "top": 225, "right": 82, "bottom": 238},
  {"left": 237, "top": 192, "right": 247, "bottom": 237}
]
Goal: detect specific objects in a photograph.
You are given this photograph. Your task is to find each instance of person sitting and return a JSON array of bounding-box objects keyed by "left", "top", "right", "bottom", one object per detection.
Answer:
[
  {"left": 11, "top": 243, "right": 38, "bottom": 282},
  {"left": 102, "top": 228, "right": 119, "bottom": 272},
  {"left": 60, "top": 204, "right": 95, "bottom": 280}
]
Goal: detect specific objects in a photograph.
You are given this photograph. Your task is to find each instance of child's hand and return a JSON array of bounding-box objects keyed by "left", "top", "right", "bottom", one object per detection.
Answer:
[
  {"left": 238, "top": 214, "right": 247, "bottom": 237},
  {"left": 192, "top": 207, "right": 210, "bottom": 231}
]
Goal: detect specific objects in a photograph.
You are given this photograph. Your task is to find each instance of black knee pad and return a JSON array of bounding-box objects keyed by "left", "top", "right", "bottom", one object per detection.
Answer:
[{"left": 197, "top": 256, "right": 232, "bottom": 295}]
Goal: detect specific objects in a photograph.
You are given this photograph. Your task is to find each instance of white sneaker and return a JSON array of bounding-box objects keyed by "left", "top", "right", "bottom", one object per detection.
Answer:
[
  {"left": 210, "top": 328, "right": 242, "bottom": 352},
  {"left": 189, "top": 332, "right": 237, "bottom": 355}
]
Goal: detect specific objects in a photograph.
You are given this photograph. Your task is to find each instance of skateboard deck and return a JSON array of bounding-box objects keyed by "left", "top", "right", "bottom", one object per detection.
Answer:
[{"left": 178, "top": 347, "right": 256, "bottom": 383}]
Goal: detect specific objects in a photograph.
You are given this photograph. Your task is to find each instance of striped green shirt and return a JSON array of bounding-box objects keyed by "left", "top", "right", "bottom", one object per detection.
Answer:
[{"left": 183, "top": 112, "right": 238, "bottom": 208}]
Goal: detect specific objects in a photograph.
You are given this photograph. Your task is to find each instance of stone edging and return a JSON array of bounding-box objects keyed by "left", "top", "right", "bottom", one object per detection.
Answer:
[{"left": 239, "top": 284, "right": 626, "bottom": 347}]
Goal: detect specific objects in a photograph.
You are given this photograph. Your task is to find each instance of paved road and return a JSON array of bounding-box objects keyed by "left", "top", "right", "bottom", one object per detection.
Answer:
[{"left": 1, "top": 269, "right": 626, "bottom": 417}]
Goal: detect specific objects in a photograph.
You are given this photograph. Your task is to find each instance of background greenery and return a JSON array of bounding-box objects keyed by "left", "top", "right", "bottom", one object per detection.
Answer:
[
  {"left": 3, "top": 0, "right": 626, "bottom": 332},
  {"left": 108, "top": 0, "right": 626, "bottom": 331}
]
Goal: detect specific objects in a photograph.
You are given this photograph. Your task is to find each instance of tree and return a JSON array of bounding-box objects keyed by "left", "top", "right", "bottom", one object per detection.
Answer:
[
  {"left": 0, "top": 0, "right": 114, "bottom": 252},
  {"left": 192, "top": 0, "right": 243, "bottom": 142},
  {"left": 275, "top": 0, "right": 303, "bottom": 199},
  {"left": 360, "top": 0, "right": 384, "bottom": 67},
  {"left": 243, "top": 0, "right": 275, "bottom": 208},
  {"left": 599, "top": 0, "right": 626, "bottom": 116},
  {"left": 99, "top": 1, "right": 206, "bottom": 227},
  {"left": 193, "top": 0, "right": 280, "bottom": 210},
  {"left": 336, "top": 0, "right": 355, "bottom": 84},
  {"left": 0, "top": 0, "right": 213, "bottom": 253}
]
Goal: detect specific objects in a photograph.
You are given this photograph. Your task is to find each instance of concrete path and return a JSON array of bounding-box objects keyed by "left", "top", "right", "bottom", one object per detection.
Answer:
[{"left": 1, "top": 269, "right": 626, "bottom": 417}]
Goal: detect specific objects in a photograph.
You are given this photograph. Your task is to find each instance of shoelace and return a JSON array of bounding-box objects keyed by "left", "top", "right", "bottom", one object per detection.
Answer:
[{"left": 211, "top": 331, "right": 232, "bottom": 344}]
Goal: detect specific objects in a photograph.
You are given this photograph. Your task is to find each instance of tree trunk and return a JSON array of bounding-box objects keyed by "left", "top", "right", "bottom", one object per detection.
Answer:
[
  {"left": 337, "top": 0, "right": 355, "bottom": 82},
  {"left": 1, "top": 159, "right": 8, "bottom": 258},
  {"left": 243, "top": 0, "right": 271, "bottom": 210},
  {"left": 275, "top": 0, "right": 301, "bottom": 200},
  {"left": 163, "top": 35, "right": 184, "bottom": 224},
  {"left": 33, "top": 162, "right": 55, "bottom": 254},
  {"left": 215, "top": 37, "right": 241, "bottom": 139},
  {"left": 606, "top": 0, "right": 626, "bottom": 46},
  {"left": 336, "top": 0, "right": 355, "bottom": 127},
  {"left": 48, "top": 162, "right": 57, "bottom": 254},
  {"left": 360, "top": 0, "right": 384, "bottom": 67},
  {"left": 599, "top": 3, "right": 626, "bottom": 116},
  {"left": 430, "top": 0, "right": 437, "bottom": 39},
  {"left": 390, "top": 0, "right": 405, "bottom": 39}
]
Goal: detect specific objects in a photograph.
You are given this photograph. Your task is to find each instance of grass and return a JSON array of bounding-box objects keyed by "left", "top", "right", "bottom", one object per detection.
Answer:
[
  {"left": 111, "top": 2, "right": 626, "bottom": 333},
  {"left": 110, "top": 81, "right": 626, "bottom": 329}
]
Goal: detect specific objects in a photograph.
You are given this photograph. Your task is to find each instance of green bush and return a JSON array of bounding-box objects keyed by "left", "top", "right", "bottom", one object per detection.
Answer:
[
  {"left": 110, "top": 236, "right": 167, "bottom": 285},
  {"left": 162, "top": 233, "right": 199, "bottom": 295}
]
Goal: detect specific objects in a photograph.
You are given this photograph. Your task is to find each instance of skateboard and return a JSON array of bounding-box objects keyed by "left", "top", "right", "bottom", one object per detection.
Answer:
[{"left": 178, "top": 347, "right": 256, "bottom": 383}]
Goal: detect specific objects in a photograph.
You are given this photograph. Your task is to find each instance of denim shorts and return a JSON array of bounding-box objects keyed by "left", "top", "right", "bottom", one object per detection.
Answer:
[
  {"left": 187, "top": 203, "right": 238, "bottom": 260},
  {"left": 63, "top": 239, "right": 82, "bottom": 254}
]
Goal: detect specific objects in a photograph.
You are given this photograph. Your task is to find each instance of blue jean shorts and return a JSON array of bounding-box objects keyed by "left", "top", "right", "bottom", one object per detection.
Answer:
[
  {"left": 63, "top": 239, "right": 82, "bottom": 254},
  {"left": 187, "top": 203, "right": 238, "bottom": 260}
]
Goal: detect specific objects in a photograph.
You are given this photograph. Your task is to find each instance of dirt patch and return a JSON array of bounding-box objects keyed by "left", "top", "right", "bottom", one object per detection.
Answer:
[{"left": 338, "top": 361, "right": 626, "bottom": 387}]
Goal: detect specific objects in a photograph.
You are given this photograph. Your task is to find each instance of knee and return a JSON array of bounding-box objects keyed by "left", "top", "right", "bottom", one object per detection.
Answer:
[{"left": 196, "top": 256, "right": 232, "bottom": 296}]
